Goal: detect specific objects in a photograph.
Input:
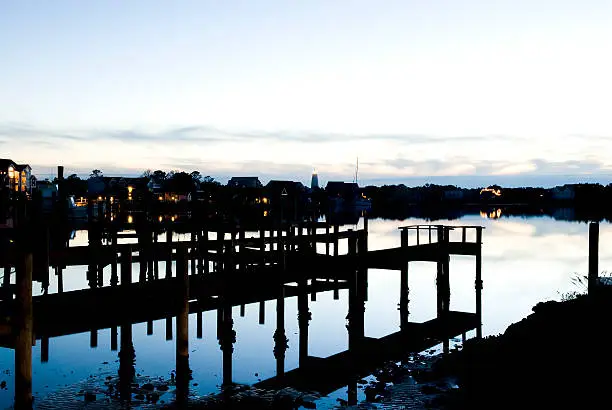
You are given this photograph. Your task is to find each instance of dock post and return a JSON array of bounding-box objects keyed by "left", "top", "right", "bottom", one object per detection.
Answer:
[
  {"left": 15, "top": 252, "right": 33, "bottom": 410},
  {"left": 297, "top": 279, "right": 310, "bottom": 367},
  {"left": 439, "top": 227, "right": 451, "bottom": 354},
  {"left": 153, "top": 229, "right": 159, "bottom": 280},
  {"left": 41, "top": 337, "right": 49, "bottom": 363},
  {"left": 334, "top": 224, "right": 340, "bottom": 256},
  {"left": 589, "top": 222, "right": 599, "bottom": 294},
  {"left": 197, "top": 308, "right": 203, "bottom": 339},
  {"left": 358, "top": 229, "right": 368, "bottom": 302},
  {"left": 165, "top": 227, "right": 173, "bottom": 278},
  {"left": 90, "top": 329, "right": 98, "bottom": 348},
  {"left": 347, "top": 230, "right": 362, "bottom": 351},
  {"left": 259, "top": 301, "right": 265, "bottom": 325},
  {"left": 2, "top": 264, "right": 10, "bottom": 288},
  {"left": 176, "top": 245, "right": 190, "bottom": 407},
  {"left": 191, "top": 231, "right": 197, "bottom": 275},
  {"left": 147, "top": 320, "right": 153, "bottom": 336},
  {"left": 475, "top": 228, "right": 483, "bottom": 339},
  {"left": 111, "top": 326, "right": 118, "bottom": 351},
  {"left": 216, "top": 230, "right": 224, "bottom": 273},
  {"left": 239, "top": 229, "right": 246, "bottom": 274},
  {"left": 333, "top": 224, "right": 340, "bottom": 299},
  {"left": 56, "top": 266, "right": 64, "bottom": 293},
  {"left": 325, "top": 223, "right": 330, "bottom": 255},
  {"left": 202, "top": 228, "right": 209, "bottom": 274},
  {"left": 260, "top": 226, "right": 266, "bottom": 269},
  {"left": 165, "top": 317, "right": 173, "bottom": 341},
  {"left": 121, "top": 245, "right": 132, "bottom": 285},
  {"left": 110, "top": 231, "right": 118, "bottom": 286},
  {"left": 400, "top": 229, "right": 409, "bottom": 331}
]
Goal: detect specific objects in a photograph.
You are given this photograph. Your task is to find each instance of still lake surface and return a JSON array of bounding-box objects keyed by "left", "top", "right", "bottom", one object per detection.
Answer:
[{"left": 0, "top": 213, "right": 605, "bottom": 409}]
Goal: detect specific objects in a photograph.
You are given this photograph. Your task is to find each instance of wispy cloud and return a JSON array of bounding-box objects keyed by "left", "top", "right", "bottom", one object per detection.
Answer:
[{"left": 0, "top": 122, "right": 525, "bottom": 146}]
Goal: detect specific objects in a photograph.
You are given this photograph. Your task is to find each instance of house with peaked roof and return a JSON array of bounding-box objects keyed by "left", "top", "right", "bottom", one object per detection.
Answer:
[
  {"left": 264, "top": 180, "right": 309, "bottom": 220},
  {"left": 227, "top": 177, "right": 263, "bottom": 189},
  {"left": 0, "top": 159, "right": 34, "bottom": 195}
]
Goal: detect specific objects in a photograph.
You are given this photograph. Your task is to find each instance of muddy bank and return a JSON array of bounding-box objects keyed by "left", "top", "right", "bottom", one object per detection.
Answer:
[{"left": 429, "top": 292, "right": 612, "bottom": 409}]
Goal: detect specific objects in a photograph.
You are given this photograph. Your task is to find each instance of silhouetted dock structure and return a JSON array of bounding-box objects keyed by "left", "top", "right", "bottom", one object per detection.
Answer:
[{"left": 0, "top": 214, "right": 484, "bottom": 408}]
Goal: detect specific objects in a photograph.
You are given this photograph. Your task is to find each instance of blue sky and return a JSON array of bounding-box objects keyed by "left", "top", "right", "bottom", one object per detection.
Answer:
[{"left": 1, "top": 0, "right": 611, "bottom": 187}]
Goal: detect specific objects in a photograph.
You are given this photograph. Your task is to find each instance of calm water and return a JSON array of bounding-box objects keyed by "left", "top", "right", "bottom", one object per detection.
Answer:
[{"left": 0, "top": 214, "right": 604, "bottom": 409}]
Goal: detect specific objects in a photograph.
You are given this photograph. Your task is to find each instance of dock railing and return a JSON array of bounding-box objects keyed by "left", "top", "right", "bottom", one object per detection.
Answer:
[{"left": 397, "top": 224, "right": 484, "bottom": 246}]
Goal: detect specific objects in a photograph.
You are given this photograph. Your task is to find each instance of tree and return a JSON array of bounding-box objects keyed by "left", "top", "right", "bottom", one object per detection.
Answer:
[
  {"left": 141, "top": 169, "right": 152, "bottom": 178},
  {"left": 190, "top": 171, "right": 202, "bottom": 183},
  {"left": 151, "top": 170, "right": 167, "bottom": 185},
  {"left": 201, "top": 176, "right": 219, "bottom": 185},
  {"left": 90, "top": 169, "right": 103, "bottom": 179},
  {"left": 165, "top": 171, "right": 195, "bottom": 193}
]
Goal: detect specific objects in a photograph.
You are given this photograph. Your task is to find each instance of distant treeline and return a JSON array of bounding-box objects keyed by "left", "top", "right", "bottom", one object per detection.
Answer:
[{"left": 37, "top": 171, "right": 612, "bottom": 222}]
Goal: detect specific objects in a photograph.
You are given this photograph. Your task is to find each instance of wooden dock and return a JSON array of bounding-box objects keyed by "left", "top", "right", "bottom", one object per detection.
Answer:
[{"left": 0, "top": 219, "right": 484, "bottom": 408}]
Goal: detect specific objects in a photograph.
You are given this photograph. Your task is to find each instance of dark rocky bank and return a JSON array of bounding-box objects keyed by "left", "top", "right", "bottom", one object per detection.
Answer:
[{"left": 429, "top": 291, "right": 612, "bottom": 409}]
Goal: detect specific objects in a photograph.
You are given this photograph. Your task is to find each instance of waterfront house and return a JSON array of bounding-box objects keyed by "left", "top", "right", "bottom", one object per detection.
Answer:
[
  {"left": 264, "top": 180, "right": 309, "bottom": 220},
  {"left": 0, "top": 159, "right": 33, "bottom": 194},
  {"left": 227, "top": 177, "right": 263, "bottom": 189},
  {"left": 325, "top": 181, "right": 371, "bottom": 213}
]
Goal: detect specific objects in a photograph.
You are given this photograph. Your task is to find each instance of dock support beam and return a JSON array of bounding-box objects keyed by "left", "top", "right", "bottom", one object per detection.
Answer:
[
  {"left": 15, "top": 252, "right": 33, "bottom": 410},
  {"left": 476, "top": 228, "right": 483, "bottom": 339},
  {"left": 176, "top": 246, "right": 190, "bottom": 407},
  {"left": 589, "top": 222, "right": 599, "bottom": 294},
  {"left": 400, "top": 229, "right": 409, "bottom": 330}
]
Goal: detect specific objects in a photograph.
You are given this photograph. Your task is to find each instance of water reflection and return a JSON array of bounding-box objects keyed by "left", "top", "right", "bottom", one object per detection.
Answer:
[{"left": 1, "top": 215, "right": 603, "bottom": 408}]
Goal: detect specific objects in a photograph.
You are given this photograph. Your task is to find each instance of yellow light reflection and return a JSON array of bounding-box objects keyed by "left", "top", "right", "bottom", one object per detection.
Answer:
[
  {"left": 263, "top": 210, "right": 268, "bottom": 217},
  {"left": 262, "top": 197, "right": 268, "bottom": 204},
  {"left": 127, "top": 215, "right": 133, "bottom": 224}
]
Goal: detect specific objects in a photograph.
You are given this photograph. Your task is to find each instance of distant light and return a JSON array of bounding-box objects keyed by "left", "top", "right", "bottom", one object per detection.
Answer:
[
  {"left": 158, "top": 215, "right": 163, "bottom": 222},
  {"left": 262, "top": 197, "right": 268, "bottom": 204},
  {"left": 110, "top": 196, "right": 114, "bottom": 203},
  {"left": 171, "top": 216, "right": 175, "bottom": 222},
  {"left": 127, "top": 215, "right": 133, "bottom": 224},
  {"left": 263, "top": 210, "right": 268, "bottom": 217},
  {"left": 98, "top": 196, "right": 103, "bottom": 201},
  {"left": 158, "top": 196, "right": 163, "bottom": 201},
  {"left": 127, "top": 186, "right": 133, "bottom": 194}
]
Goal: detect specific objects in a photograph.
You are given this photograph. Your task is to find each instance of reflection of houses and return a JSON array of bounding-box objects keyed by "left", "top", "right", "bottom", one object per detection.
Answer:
[
  {"left": 551, "top": 185, "right": 576, "bottom": 201},
  {"left": 0, "top": 159, "right": 35, "bottom": 195}
]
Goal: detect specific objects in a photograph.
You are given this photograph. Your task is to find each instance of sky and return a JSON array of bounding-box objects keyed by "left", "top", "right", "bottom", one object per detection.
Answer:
[{"left": 1, "top": 0, "right": 611, "bottom": 187}]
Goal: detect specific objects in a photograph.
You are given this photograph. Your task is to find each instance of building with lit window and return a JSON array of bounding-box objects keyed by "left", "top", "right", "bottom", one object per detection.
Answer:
[{"left": 0, "top": 159, "right": 33, "bottom": 195}]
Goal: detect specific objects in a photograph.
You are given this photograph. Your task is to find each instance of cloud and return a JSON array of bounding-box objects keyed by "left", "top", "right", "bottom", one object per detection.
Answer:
[
  {"left": 377, "top": 157, "right": 612, "bottom": 179},
  {"left": 0, "top": 122, "right": 524, "bottom": 146}
]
